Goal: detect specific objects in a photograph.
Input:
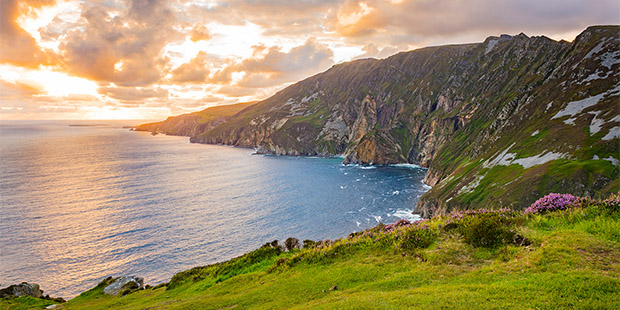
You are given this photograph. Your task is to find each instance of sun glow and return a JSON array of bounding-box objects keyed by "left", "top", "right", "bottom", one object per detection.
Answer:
[
  {"left": 15, "top": 0, "right": 81, "bottom": 51},
  {"left": 30, "top": 69, "right": 99, "bottom": 97},
  {"left": 0, "top": 65, "right": 99, "bottom": 98},
  {"left": 80, "top": 106, "right": 167, "bottom": 120}
]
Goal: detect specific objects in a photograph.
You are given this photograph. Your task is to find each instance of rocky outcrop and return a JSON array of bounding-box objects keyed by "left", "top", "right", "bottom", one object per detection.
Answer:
[
  {"left": 0, "top": 282, "right": 43, "bottom": 298},
  {"left": 103, "top": 276, "right": 144, "bottom": 296},
  {"left": 0, "top": 282, "right": 65, "bottom": 304}
]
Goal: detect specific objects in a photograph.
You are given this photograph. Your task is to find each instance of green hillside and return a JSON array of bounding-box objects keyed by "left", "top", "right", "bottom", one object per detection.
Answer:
[
  {"left": 5, "top": 194, "right": 619, "bottom": 309},
  {"left": 135, "top": 101, "right": 257, "bottom": 137}
]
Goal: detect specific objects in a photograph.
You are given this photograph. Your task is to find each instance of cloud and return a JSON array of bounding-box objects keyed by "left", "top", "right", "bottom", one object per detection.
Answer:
[
  {"left": 60, "top": 0, "right": 181, "bottom": 86},
  {"left": 98, "top": 86, "right": 168, "bottom": 101},
  {"left": 184, "top": 0, "right": 342, "bottom": 36},
  {"left": 353, "top": 43, "right": 405, "bottom": 60},
  {"left": 0, "top": 80, "right": 43, "bottom": 98},
  {"left": 0, "top": 0, "right": 57, "bottom": 67},
  {"left": 171, "top": 52, "right": 211, "bottom": 83},
  {"left": 2, "top": 0, "right": 619, "bottom": 120},
  {"left": 216, "top": 85, "right": 261, "bottom": 97},
  {"left": 190, "top": 24, "right": 212, "bottom": 42},
  {"left": 330, "top": 0, "right": 620, "bottom": 44},
  {"left": 211, "top": 38, "right": 334, "bottom": 88}
]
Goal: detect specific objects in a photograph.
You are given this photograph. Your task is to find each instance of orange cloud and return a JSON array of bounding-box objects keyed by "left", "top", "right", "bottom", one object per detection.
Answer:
[
  {"left": 209, "top": 38, "right": 334, "bottom": 88},
  {"left": 171, "top": 52, "right": 211, "bottom": 83},
  {"left": 0, "top": 0, "right": 56, "bottom": 68},
  {"left": 333, "top": 1, "right": 385, "bottom": 37},
  {"left": 98, "top": 86, "right": 168, "bottom": 102},
  {"left": 60, "top": 0, "right": 180, "bottom": 86},
  {"left": 190, "top": 24, "right": 212, "bottom": 42}
]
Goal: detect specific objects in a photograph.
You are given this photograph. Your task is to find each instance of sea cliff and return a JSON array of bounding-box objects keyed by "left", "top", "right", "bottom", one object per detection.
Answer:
[{"left": 137, "top": 26, "right": 619, "bottom": 216}]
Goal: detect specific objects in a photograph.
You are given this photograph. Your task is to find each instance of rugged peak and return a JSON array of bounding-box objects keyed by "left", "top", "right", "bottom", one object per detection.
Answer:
[
  {"left": 583, "top": 25, "right": 620, "bottom": 33},
  {"left": 573, "top": 25, "right": 620, "bottom": 45},
  {"left": 483, "top": 34, "right": 512, "bottom": 43},
  {"left": 515, "top": 32, "right": 529, "bottom": 39}
]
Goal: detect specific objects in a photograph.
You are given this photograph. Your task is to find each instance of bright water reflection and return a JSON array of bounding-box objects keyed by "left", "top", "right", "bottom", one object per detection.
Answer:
[{"left": 0, "top": 121, "right": 428, "bottom": 298}]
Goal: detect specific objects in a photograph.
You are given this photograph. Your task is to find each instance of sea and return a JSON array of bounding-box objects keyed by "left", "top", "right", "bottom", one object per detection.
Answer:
[{"left": 0, "top": 120, "right": 429, "bottom": 298}]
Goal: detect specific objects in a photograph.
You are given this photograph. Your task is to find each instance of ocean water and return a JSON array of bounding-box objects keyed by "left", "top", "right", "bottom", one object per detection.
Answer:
[{"left": 0, "top": 120, "right": 429, "bottom": 298}]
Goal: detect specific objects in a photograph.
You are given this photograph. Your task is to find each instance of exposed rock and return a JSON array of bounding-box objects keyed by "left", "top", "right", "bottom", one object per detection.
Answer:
[
  {"left": 0, "top": 282, "right": 43, "bottom": 298},
  {"left": 103, "top": 276, "right": 144, "bottom": 296}
]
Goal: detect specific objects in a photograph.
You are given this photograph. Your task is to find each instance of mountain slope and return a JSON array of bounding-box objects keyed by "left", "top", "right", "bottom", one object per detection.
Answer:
[
  {"left": 134, "top": 101, "right": 257, "bottom": 137},
  {"left": 139, "top": 25, "right": 619, "bottom": 215}
]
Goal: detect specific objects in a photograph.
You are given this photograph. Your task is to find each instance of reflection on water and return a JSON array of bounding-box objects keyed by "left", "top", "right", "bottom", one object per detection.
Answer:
[{"left": 0, "top": 120, "right": 428, "bottom": 298}]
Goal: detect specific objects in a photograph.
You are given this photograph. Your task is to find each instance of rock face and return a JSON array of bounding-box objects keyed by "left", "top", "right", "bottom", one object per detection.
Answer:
[
  {"left": 103, "top": 276, "right": 144, "bottom": 296},
  {"left": 138, "top": 25, "right": 619, "bottom": 215},
  {"left": 0, "top": 282, "right": 43, "bottom": 298}
]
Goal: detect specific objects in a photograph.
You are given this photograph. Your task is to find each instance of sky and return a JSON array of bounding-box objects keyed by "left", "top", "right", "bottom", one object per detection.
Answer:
[{"left": 0, "top": 0, "right": 618, "bottom": 120}]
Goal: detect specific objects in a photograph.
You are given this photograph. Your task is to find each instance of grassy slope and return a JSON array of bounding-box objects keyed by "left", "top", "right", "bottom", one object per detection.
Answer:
[
  {"left": 6, "top": 197, "right": 618, "bottom": 310},
  {"left": 135, "top": 102, "right": 257, "bottom": 135}
]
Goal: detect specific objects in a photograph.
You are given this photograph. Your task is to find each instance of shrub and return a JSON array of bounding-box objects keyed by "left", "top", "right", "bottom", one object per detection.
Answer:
[
  {"left": 457, "top": 212, "right": 517, "bottom": 247},
  {"left": 284, "top": 237, "right": 300, "bottom": 251},
  {"left": 302, "top": 239, "right": 316, "bottom": 249},
  {"left": 601, "top": 192, "right": 620, "bottom": 213},
  {"left": 525, "top": 193, "right": 579, "bottom": 214},
  {"left": 396, "top": 224, "right": 438, "bottom": 251}
]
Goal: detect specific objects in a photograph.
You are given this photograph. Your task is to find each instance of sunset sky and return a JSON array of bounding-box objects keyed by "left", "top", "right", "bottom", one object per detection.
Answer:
[{"left": 1, "top": 0, "right": 618, "bottom": 120}]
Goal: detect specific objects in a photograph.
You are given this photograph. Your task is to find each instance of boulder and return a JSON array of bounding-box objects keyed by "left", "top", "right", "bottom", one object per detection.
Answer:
[
  {"left": 103, "top": 276, "right": 144, "bottom": 296},
  {"left": 0, "top": 282, "right": 43, "bottom": 298}
]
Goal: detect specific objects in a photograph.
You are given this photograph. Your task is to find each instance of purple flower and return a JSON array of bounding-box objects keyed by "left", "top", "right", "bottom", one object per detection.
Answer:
[{"left": 525, "top": 193, "right": 579, "bottom": 214}]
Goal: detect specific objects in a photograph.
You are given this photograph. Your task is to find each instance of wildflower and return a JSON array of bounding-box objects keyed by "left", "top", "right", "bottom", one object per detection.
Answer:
[{"left": 525, "top": 193, "right": 579, "bottom": 214}]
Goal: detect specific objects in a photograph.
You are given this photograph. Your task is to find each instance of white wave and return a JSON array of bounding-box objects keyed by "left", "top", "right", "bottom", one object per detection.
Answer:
[
  {"left": 392, "top": 190, "right": 400, "bottom": 195},
  {"left": 359, "top": 166, "right": 376, "bottom": 170},
  {"left": 392, "top": 209, "right": 423, "bottom": 222},
  {"left": 391, "top": 163, "right": 423, "bottom": 169},
  {"left": 421, "top": 181, "right": 432, "bottom": 190}
]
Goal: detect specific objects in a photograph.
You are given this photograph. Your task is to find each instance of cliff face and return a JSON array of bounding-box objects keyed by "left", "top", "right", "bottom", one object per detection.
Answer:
[{"left": 140, "top": 26, "right": 619, "bottom": 216}]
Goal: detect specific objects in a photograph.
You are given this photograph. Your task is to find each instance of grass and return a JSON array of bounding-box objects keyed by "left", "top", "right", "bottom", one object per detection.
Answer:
[
  {"left": 3, "top": 195, "right": 619, "bottom": 310},
  {"left": 0, "top": 297, "right": 56, "bottom": 310}
]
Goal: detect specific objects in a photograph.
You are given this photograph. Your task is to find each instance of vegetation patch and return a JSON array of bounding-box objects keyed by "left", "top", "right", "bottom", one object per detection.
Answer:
[{"left": 25, "top": 193, "right": 620, "bottom": 310}]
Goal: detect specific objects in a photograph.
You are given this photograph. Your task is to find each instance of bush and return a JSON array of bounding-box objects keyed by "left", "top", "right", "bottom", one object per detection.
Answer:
[
  {"left": 601, "top": 192, "right": 620, "bottom": 214},
  {"left": 302, "top": 239, "right": 316, "bottom": 249},
  {"left": 457, "top": 212, "right": 517, "bottom": 248},
  {"left": 284, "top": 237, "right": 300, "bottom": 251},
  {"left": 396, "top": 224, "right": 438, "bottom": 251},
  {"left": 525, "top": 193, "right": 579, "bottom": 214}
]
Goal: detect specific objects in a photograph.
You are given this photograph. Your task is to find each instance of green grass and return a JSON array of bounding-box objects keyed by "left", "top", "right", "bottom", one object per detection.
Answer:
[
  {"left": 0, "top": 296, "right": 56, "bottom": 310},
  {"left": 4, "top": 196, "right": 616, "bottom": 309}
]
